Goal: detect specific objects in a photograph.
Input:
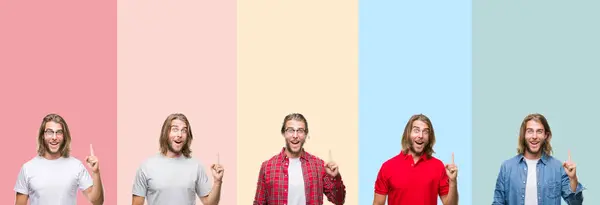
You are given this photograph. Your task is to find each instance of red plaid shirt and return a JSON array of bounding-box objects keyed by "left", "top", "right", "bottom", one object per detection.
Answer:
[{"left": 253, "top": 148, "right": 346, "bottom": 205}]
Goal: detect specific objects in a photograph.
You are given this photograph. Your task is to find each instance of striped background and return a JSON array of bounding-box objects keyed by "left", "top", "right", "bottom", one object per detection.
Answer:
[{"left": 1, "top": 0, "right": 598, "bottom": 204}]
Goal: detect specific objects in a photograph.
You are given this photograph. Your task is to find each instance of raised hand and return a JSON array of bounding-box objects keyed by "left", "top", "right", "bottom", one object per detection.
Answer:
[
  {"left": 211, "top": 152, "right": 224, "bottom": 182},
  {"left": 325, "top": 149, "right": 339, "bottom": 177},
  {"left": 563, "top": 150, "right": 577, "bottom": 179},
  {"left": 445, "top": 152, "right": 458, "bottom": 182},
  {"left": 85, "top": 144, "right": 100, "bottom": 173}
]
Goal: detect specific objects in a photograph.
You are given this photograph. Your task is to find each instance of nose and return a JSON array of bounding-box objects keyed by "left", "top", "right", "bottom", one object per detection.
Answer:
[{"left": 51, "top": 133, "right": 57, "bottom": 140}]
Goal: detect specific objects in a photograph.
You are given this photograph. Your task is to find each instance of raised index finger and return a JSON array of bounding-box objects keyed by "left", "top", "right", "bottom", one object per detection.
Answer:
[
  {"left": 568, "top": 150, "right": 571, "bottom": 162},
  {"left": 90, "top": 144, "right": 95, "bottom": 156},
  {"left": 451, "top": 152, "right": 455, "bottom": 164}
]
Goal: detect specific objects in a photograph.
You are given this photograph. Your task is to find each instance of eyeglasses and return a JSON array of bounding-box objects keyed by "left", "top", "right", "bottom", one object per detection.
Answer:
[
  {"left": 44, "top": 129, "right": 64, "bottom": 137},
  {"left": 171, "top": 127, "right": 188, "bottom": 135},
  {"left": 285, "top": 128, "right": 306, "bottom": 136}
]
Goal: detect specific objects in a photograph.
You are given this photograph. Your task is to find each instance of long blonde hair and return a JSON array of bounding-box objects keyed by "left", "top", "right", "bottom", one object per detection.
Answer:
[
  {"left": 517, "top": 113, "right": 553, "bottom": 156},
  {"left": 37, "top": 114, "right": 71, "bottom": 157},
  {"left": 159, "top": 113, "right": 194, "bottom": 158},
  {"left": 401, "top": 114, "right": 436, "bottom": 157}
]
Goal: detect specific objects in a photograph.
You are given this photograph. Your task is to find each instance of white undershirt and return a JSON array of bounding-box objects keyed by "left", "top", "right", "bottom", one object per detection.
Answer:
[
  {"left": 524, "top": 158, "right": 540, "bottom": 205},
  {"left": 287, "top": 158, "right": 306, "bottom": 205}
]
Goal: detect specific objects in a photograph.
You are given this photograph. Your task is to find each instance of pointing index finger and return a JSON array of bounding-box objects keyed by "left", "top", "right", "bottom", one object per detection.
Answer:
[
  {"left": 329, "top": 149, "right": 332, "bottom": 162},
  {"left": 451, "top": 152, "right": 455, "bottom": 164},
  {"left": 568, "top": 150, "right": 571, "bottom": 162},
  {"left": 90, "top": 144, "right": 95, "bottom": 156}
]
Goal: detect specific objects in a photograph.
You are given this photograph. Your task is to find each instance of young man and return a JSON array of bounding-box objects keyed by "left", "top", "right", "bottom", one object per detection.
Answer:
[
  {"left": 492, "top": 113, "right": 584, "bottom": 205},
  {"left": 373, "top": 114, "right": 458, "bottom": 205},
  {"left": 253, "top": 113, "right": 346, "bottom": 205},
  {"left": 14, "top": 113, "right": 104, "bottom": 205},
  {"left": 132, "top": 113, "right": 224, "bottom": 205}
]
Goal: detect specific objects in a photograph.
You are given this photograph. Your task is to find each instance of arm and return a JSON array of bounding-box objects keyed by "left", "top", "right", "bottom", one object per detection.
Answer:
[
  {"left": 198, "top": 164, "right": 224, "bottom": 205},
  {"left": 83, "top": 148, "right": 104, "bottom": 205},
  {"left": 14, "top": 166, "right": 29, "bottom": 205},
  {"left": 440, "top": 180, "right": 458, "bottom": 205},
  {"left": 83, "top": 170, "right": 104, "bottom": 205},
  {"left": 323, "top": 173, "right": 346, "bottom": 205},
  {"left": 492, "top": 163, "right": 506, "bottom": 205},
  {"left": 15, "top": 193, "right": 28, "bottom": 205},
  {"left": 132, "top": 195, "right": 145, "bottom": 205},
  {"left": 199, "top": 181, "right": 223, "bottom": 205},
  {"left": 253, "top": 163, "right": 267, "bottom": 205},
  {"left": 561, "top": 169, "right": 584, "bottom": 205},
  {"left": 373, "top": 193, "right": 386, "bottom": 205},
  {"left": 131, "top": 165, "right": 148, "bottom": 205},
  {"left": 373, "top": 163, "right": 388, "bottom": 205}
]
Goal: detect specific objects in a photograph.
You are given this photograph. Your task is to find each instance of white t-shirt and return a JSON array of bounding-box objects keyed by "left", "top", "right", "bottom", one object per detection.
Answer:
[
  {"left": 524, "top": 158, "right": 540, "bottom": 205},
  {"left": 287, "top": 157, "right": 306, "bottom": 205},
  {"left": 132, "top": 154, "right": 213, "bottom": 205},
  {"left": 14, "top": 156, "right": 93, "bottom": 205}
]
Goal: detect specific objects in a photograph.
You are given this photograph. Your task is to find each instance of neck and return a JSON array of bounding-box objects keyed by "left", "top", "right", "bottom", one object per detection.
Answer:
[
  {"left": 407, "top": 150, "right": 422, "bottom": 163},
  {"left": 285, "top": 148, "right": 302, "bottom": 158},
  {"left": 524, "top": 151, "right": 542, "bottom": 160},
  {"left": 43, "top": 152, "right": 61, "bottom": 160},
  {"left": 166, "top": 151, "right": 182, "bottom": 158}
]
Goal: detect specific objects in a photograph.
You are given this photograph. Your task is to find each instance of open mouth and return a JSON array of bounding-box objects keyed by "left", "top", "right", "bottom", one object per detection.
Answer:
[
  {"left": 415, "top": 141, "right": 424, "bottom": 146},
  {"left": 174, "top": 140, "right": 183, "bottom": 145},
  {"left": 529, "top": 141, "right": 540, "bottom": 147},
  {"left": 290, "top": 140, "right": 300, "bottom": 145},
  {"left": 49, "top": 141, "right": 60, "bottom": 146}
]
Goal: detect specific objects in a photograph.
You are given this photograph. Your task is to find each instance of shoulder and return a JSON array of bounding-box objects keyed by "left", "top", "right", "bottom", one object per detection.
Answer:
[
  {"left": 543, "top": 155, "right": 564, "bottom": 167},
  {"left": 381, "top": 154, "right": 403, "bottom": 169},
  {"left": 261, "top": 151, "right": 285, "bottom": 168},
  {"left": 303, "top": 151, "right": 325, "bottom": 164},
  {"left": 64, "top": 156, "right": 84, "bottom": 164},
  {"left": 22, "top": 156, "right": 41, "bottom": 168},
  {"left": 497, "top": 155, "right": 523, "bottom": 171},
  {"left": 137, "top": 154, "right": 163, "bottom": 170}
]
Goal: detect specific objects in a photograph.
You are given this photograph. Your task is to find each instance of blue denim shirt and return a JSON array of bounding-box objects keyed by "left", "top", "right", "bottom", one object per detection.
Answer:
[{"left": 492, "top": 154, "right": 584, "bottom": 205}]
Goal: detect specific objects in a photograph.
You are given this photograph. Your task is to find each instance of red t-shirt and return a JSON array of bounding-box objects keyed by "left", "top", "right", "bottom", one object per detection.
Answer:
[{"left": 374, "top": 151, "right": 449, "bottom": 205}]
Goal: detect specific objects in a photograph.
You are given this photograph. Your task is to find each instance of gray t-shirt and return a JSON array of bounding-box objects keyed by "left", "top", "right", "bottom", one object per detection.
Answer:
[
  {"left": 133, "top": 154, "right": 213, "bottom": 205},
  {"left": 14, "top": 156, "right": 93, "bottom": 205}
]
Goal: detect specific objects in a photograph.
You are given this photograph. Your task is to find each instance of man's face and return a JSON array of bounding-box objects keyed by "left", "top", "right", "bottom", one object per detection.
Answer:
[
  {"left": 168, "top": 119, "right": 188, "bottom": 154},
  {"left": 44, "top": 121, "right": 64, "bottom": 155},
  {"left": 283, "top": 120, "right": 307, "bottom": 156},
  {"left": 524, "top": 120, "right": 547, "bottom": 155},
  {"left": 408, "top": 120, "right": 430, "bottom": 156}
]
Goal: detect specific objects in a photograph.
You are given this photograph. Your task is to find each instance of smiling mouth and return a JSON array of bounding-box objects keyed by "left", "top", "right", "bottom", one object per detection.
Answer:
[
  {"left": 174, "top": 140, "right": 183, "bottom": 145},
  {"left": 49, "top": 142, "right": 60, "bottom": 146},
  {"left": 290, "top": 140, "right": 300, "bottom": 145},
  {"left": 415, "top": 141, "right": 424, "bottom": 146}
]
